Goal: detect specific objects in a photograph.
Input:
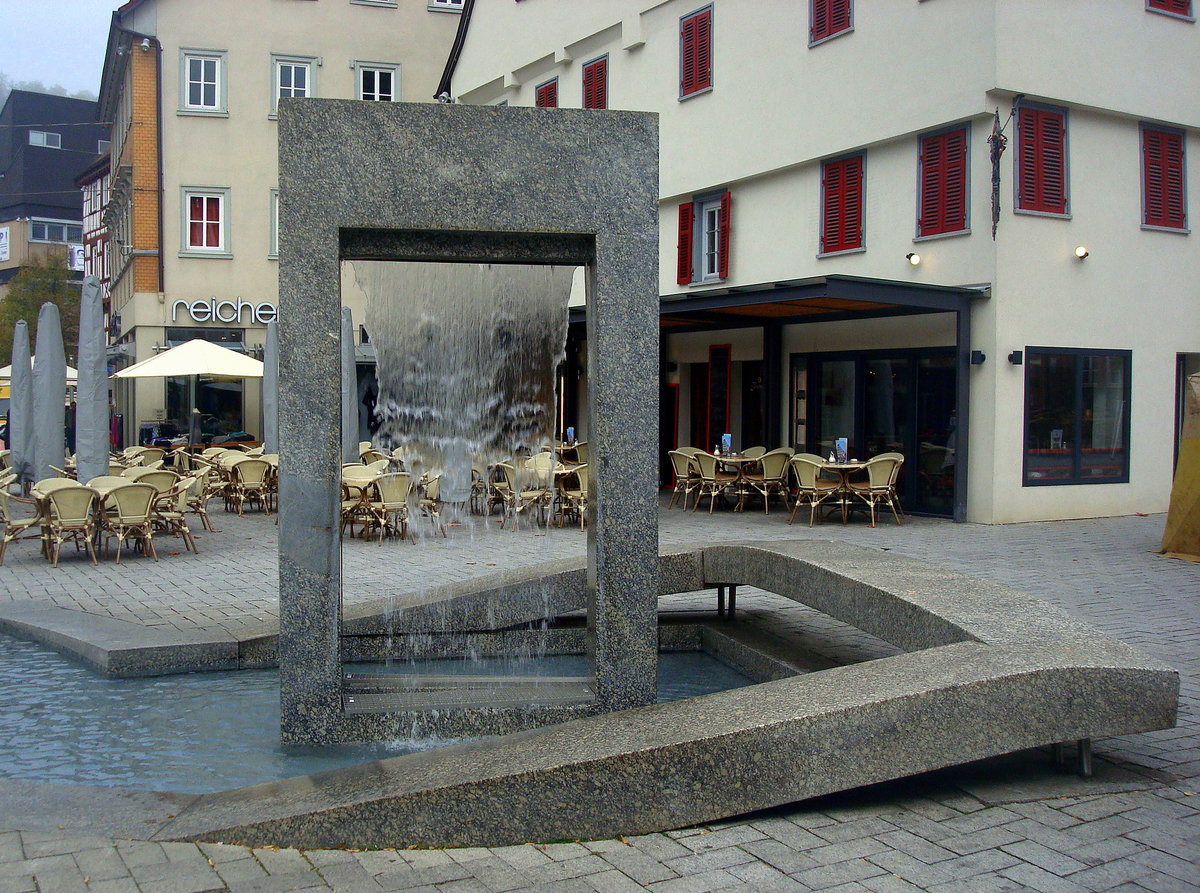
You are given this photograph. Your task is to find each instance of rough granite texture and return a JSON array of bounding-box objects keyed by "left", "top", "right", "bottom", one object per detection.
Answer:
[
  {"left": 277, "top": 100, "right": 660, "bottom": 744},
  {"left": 153, "top": 541, "right": 1177, "bottom": 849}
]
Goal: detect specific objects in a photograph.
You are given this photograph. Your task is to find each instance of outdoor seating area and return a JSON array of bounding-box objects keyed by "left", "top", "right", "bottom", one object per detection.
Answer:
[
  {"left": 668, "top": 446, "right": 905, "bottom": 527},
  {"left": 338, "top": 441, "right": 592, "bottom": 541},
  {"left": 0, "top": 442, "right": 285, "bottom": 566}
]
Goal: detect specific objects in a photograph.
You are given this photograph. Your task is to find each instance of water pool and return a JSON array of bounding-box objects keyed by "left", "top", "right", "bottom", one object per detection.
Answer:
[{"left": 0, "top": 634, "right": 751, "bottom": 793}]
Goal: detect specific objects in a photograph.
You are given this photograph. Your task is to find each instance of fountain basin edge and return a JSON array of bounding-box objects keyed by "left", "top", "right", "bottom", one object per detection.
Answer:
[{"left": 142, "top": 539, "right": 1176, "bottom": 848}]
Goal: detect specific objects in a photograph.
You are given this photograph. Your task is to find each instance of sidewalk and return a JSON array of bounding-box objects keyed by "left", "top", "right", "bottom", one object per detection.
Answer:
[{"left": 0, "top": 502, "right": 1196, "bottom": 891}]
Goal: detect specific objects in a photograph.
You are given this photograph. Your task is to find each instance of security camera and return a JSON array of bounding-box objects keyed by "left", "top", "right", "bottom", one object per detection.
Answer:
[{"left": 140, "top": 38, "right": 151, "bottom": 51}]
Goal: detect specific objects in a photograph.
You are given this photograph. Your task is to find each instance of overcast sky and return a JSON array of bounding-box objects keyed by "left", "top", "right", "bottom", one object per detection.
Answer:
[{"left": 0, "top": 1, "right": 120, "bottom": 98}]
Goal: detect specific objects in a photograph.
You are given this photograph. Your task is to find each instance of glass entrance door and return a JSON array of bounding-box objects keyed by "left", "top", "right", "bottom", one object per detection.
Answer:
[{"left": 793, "top": 350, "right": 956, "bottom": 516}]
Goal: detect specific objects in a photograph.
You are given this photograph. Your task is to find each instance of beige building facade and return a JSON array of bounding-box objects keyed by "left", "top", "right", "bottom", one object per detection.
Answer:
[
  {"left": 449, "top": 0, "right": 1199, "bottom": 523},
  {"left": 98, "top": 0, "right": 461, "bottom": 447}
]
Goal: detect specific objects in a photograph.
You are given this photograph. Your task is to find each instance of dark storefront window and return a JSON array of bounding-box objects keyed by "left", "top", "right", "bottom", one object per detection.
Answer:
[
  {"left": 1023, "top": 348, "right": 1130, "bottom": 485},
  {"left": 163, "top": 327, "right": 248, "bottom": 441}
]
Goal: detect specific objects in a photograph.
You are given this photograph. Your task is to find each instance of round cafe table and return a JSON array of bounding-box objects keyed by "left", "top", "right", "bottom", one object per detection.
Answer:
[
  {"left": 819, "top": 460, "right": 869, "bottom": 523},
  {"left": 714, "top": 454, "right": 759, "bottom": 512}
]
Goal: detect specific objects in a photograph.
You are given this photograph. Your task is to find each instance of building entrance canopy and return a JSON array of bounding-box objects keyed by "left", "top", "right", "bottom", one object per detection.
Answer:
[{"left": 570, "top": 275, "right": 988, "bottom": 521}]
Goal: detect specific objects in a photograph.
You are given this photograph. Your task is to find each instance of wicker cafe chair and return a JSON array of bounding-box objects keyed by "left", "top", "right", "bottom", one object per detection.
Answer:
[
  {"left": 44, "top": 485, "right": 100, "bottom": 567},
  {"left": 742, "top": 447, "right": 793, "bottom": 514},
  {"left": 186, "top": 465, "right": 224, "bottom": 532},
  {"left": 418, "top": 474, "right": 447, "bottom": 537},
  {"left": 847, "top": 453, "right": 904, "bottom": 527},
  {"left": 32, "top": 477, "right": 81, "bottom": 498},
  {"left": 667, "top": 450, "right": 699, "bottom": 510},
  {"left": 137, "top": 448, "right": 166, "bottom": 466},
  {"left": 0, "top": 487, "right": 47, "bottom": 565},
  {"left": 154, "top": 475, "right": 200, "bottom": 554},
  {"left": 557, "top": 463, "right": 588, "bottom": 529},
  {"left": 495, "top": 462, "right": 550, "bottom": 527},
  {"left": 230, "top": 458, "right": 271, "bottom": 516},
  {"left": 136, "top": 470, "right": 179, "bottom": 495},
  {"left": 740, "top": 446, "right": 767, "bottom": 460},
  {"left": 367, "top": 471, "right": 414, "bottom": 541},
  {"left": 691, "top": 451, "right": 739, "bottom": 514},
  {"left": 101, "top": 482, "right": 159, "bottom": 563},
  {"left": 787, "top": 454, "right": 841, "bottom": 527}
]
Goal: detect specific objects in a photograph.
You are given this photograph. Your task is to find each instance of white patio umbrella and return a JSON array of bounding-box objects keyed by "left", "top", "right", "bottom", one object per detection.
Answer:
[
  {"left": 341, "top": 307, "right": 357, "bottom": 464},
  {"left": 262, "top": 320, "right": 278, "bottom": 454},
  {"left": 113, "top": 339, "right": 264, "bottom": 448},
  {"left": 8, "top": 321, "right": 34, "bottom": 485},
  {"left": 0, "top": 361, "right": 78, "bottom": 382},
  {"left": 75, "top": 276, "right": 109, "bottom": 483},
  {"left": 32, "top": 303, "right": 66, "bottom": 482}
]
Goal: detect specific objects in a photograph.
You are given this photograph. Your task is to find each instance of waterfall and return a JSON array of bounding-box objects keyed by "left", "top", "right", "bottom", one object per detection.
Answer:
[{"left": 349, "top": 261, "right": 573, "bottom": 504}]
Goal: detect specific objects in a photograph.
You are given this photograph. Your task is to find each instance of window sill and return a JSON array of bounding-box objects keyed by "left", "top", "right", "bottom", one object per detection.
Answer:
[
  {"left": 913, "top": 228, "right": 970, "bottom": 243},
  {"left": 178, "top": 108, "right": 229, "bottom": 118},
  {"left": 1141, "top": 223, "right": 1191, "bottom": 234},
  {"left": 1023, "top": 475, "right": 1129, "bottom": 487},
  {"left": 351, "top": 0, "right": 397, "bottom": 6},
  {"left": 678, "top": 85, "right": 713, "bottom": 102},
  {"left": 1013, "top": 207, "right": 1071, "bottom": 220},
  {"left": 178, "top": 250, "right": 233, "bottom": 260},
  {"left": 816, "top": 246, "right": 866, "bottom": 259},
  {"left": 809, "top": 27, "right": 853, "bottom": 49},
  {"left": 1146, "top": 7, "right": 1195, "bottom": 22}
]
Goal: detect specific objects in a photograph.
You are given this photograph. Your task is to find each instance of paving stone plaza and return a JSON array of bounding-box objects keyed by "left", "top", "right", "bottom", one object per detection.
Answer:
[{"left": 0, "top": 500, "right": 1197, "bottom": 892}]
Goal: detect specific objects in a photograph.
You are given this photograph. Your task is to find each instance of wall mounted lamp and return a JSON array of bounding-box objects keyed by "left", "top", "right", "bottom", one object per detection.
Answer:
[
  {"left": 1074, "top": 246, "right": 1089, "bottom": 259},
  {"left": 1008, "top": 350, "right": 1023, "bottom": 365},
  {"left": 906, "top": 252, "right": 921, "bottom": 266}
]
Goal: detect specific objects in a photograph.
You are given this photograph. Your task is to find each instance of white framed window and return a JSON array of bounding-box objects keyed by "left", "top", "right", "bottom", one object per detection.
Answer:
[
  {"left": 269, "top": 189, "right": 280, "bottom": 259},
  {"left": 355, "top": 62, "right": 398, "bottom": 101},
  {"left": 180, "top": 187, "right": 232, "bottom": 257},
  {"left": 698, "top": 196, "right": 723, "bottom": 281},
  {"left": 271, "top": 55, "right": 317, "bottom": 116},
  {"left": 428, "top": 0, "right": 464, "bottom": 10},
  {"left": 29, "top": 219, "right": 82, "bottom": 243},
  {"left": 29, "top": 130, "right": 62, "bottom": 148},
  {"left": 180, "top": 49, "right": 228, "bottom": 116}
]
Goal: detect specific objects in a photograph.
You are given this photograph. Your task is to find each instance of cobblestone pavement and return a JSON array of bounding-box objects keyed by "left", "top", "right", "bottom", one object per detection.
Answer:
[{"left": 0, "top": 499, "right": 1198, "bottom": 891}]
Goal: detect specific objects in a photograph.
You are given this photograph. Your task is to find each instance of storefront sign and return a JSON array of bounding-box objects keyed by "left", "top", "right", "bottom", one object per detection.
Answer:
[
  {"left": 0, "top": 227, "right": 9, "bottom": 263},
  {"left": 171, "top": 296, "right": 277, "bottom": 325}
]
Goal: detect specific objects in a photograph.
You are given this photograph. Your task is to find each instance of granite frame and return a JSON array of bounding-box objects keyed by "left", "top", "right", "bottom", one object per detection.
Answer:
[{"left": 276, "top": 100, "right": 660, "bottom": 744}]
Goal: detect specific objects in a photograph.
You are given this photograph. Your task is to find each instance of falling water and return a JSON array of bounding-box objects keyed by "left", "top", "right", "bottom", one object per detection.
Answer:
[{"left": 351, "top": 261, "right": 574, "bottom": 504}]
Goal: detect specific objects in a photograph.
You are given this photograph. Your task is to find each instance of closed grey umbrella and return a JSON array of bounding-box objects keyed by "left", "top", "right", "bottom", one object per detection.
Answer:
[
  {"left": 341, "top": 306, "right": 357, "bottom": 464},
  {"left": 263, "top": 320, "right": 278, "bottom": 454},
  {"left": 32, "top": 303, "right": 66, "bottom": 482},
  {"left": 9, "top": 320, "right": 34, "bottom": 485},
  {"left": 75, "top": 277, "right": 108, "bottom": 483}
]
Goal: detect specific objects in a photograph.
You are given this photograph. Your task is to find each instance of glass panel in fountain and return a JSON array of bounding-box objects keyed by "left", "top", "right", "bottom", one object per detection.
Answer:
[
  {"left": 350, "top": 261, "right": 575, "bottom": 504},
  {"left": 342, "top": 260, "right": 580, "bottom": 714}
]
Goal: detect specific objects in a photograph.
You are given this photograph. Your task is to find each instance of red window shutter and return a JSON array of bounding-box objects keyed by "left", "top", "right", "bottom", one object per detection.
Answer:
[
  {"left": 822, "top": 156, "right": 863, "bottom": 253},
  {"left": 677, "top": 202, "right": 694, "bottom": 285},
  {"left": 1147, "top": 0, "right": 1192, "bottom": 15},
  {"left": 919, "top": 128, "right": 968, "bottom": 236},
  {"left": 812, "top": 0, "right": 853, "bottom": 42},
  {"left": 680, "top": 8, "right": 712, "bottom": 96},
  {"left": 535, "top": 79, "right": 557, "bottom": 108},
  {"left": 1018, "top": 108, "right": 1067, "bottom": 214},
  {"left": 583, "top": 58, "right": 607, "bottom": 109},
  {"left": 717, "top": 191, "right": 731, "bottom": 279},
  {"left": 1144, "top": 128, "right": 1187, "bottom": 229}
]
